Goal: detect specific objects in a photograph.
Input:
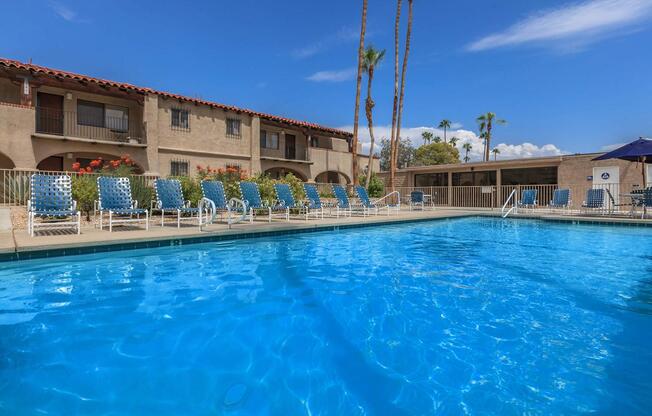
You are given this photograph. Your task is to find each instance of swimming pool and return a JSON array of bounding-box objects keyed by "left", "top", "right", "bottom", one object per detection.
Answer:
[{"left": 1, "top": 217, "right": 651, "bottom": 415}]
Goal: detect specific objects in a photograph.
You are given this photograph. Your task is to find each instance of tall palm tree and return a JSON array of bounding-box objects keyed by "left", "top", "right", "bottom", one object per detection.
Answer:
[
  {"left": 393, "top": 0, "right": 414, "bottom": 189},
  {"left": 389, "top": 0, "right": 402, "bottom": 191},
  {"left": 449, "top": 137, "right": 459, "bottom": 147},
  {"left": 438, "top": 119, "right": 451, "bottom": 143},
  {"left": 421, "top": 131, "right": 433, "bottom": 144},
  {"left": 362, "top": 46, "right": 386, "bottom": 189},
  {"left": 351, "top": 0, "right": 368, "bottom": 185},
  {"left": 433, "top": 136, "right": 441, "bottom": 143},
  {"left": 476, "top": 112, "right": 506, "bottom": 162},
  {"left": 491, "top": 147, "right": 500, "bottom": 161},
  {"left": 462, "top": 142, "right": 472, "bottom": 163}
]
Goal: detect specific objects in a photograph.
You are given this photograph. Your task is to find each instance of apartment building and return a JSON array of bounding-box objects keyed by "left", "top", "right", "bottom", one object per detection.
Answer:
[{"left": 0, "top": 58, "right": 377, "bottom": 183}]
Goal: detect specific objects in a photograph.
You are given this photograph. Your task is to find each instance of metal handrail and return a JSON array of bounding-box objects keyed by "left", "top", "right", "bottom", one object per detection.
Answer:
[
  {"left": 373, "top": 191, "right": 401, "bottom": 207},
  {"left": 227, "top": 197, "right": 247, "bottom": 228},
  {"left": 501, "top": 189, "right": 517, "bottom": 218},
  {"left": 198, "top": 197, "right": 216, "bottom": 230}
]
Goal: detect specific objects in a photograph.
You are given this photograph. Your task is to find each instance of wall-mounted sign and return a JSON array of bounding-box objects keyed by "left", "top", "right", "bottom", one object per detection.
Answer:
[
  {"left": 601, "top": 172, "right": 610, "bottom": 180},
  {"left": 587, "top": 176, "right": 593, "bottom": 181}
]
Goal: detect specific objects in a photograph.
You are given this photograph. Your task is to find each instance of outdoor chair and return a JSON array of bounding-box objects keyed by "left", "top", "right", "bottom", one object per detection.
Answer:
[
  {"left": 548, "top": 188, "right": 571, "bottom": 212},
  {"left": 97, "top": 176, "right": 149, "bottom": 232},
  {"left": 518, "top": 189, "right": 538, "bottom": 210},
  {"left": 302, "top": 183, "right": 325, "bottom": 220},
  {"left": 27, "top": 174, "right": 81, "bottom": 236},
  {"left": 581, "top": 188, "right": 606, "bottom": 214},
  {"left": 154, "top": 178, "right": 203, "bottom": 229},
  {"left": 410, "top": 191, "right": 425, "bottom": 211},
  {"left": 354, "top": 185, "right": 388, "bottom": 216},
  {"left": 239, "top": 181, "right": 288, "bottom": 223},
  {"left": 332, "top": 184, "right": 354, "bottom": 218},
  {"left": 200, "top": 180, "right": 232, "bottom": 223},
  {"left": 273, "top": 183, "right": 305, "bottom": 220}
]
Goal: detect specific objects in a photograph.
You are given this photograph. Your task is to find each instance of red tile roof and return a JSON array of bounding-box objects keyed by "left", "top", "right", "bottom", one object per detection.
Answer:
[{"left": 0, "top": 58, "right": 352, "bottom": 138}]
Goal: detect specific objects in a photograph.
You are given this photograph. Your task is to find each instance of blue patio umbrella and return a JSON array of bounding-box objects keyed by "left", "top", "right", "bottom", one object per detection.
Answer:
[{"left": 593, "top": 137, "right": 652, "bottom": 185}]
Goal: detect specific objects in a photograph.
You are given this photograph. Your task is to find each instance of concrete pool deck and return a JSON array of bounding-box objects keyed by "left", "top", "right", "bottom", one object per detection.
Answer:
[{"left": 1, "top": 208, "right": 651, "bottom": 261}]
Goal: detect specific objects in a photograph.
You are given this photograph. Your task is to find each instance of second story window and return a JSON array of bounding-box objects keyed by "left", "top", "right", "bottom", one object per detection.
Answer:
[
  {"left": 226, "top": 118, "right": 241, "bottom": 138},
  {"left": 77, "top": 100, "right": 105, "bottom": 128},
  {"left": 260, "top": 130, "right": 279, "bottom": 149},
  {"left": 170, "top": 160, "right": 189, "bottom": 176},
  {"left": 171, "top": 108, "right": 190, "bottom": 131}
]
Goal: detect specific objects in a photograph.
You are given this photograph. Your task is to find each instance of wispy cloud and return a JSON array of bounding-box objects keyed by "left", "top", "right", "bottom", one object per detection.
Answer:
[
  {"left": 292, "top": 27, "right": 360, "bottom": 59},
  {"left": 467, "top": 0, "right": 652, "bottom": 52},
  {"left": 49, "top": 1, "right": 88, "bottom": 23},
  {"left": 306, "top": 68, "right": 356, "bottom": 83},
  {"left": 338, "top": 124, "right": 566, "bottom": 160}
]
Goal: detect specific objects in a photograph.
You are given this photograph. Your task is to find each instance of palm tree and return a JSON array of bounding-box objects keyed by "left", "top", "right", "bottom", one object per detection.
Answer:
[
  {"left": 393, "top": 0, "right": 414, "bottom": 190},
  {"left": 491, "top": 147, "right": 500, "bottom": 161},
  {"left": 438, "top": 119, "right": 451, "bottom": 143},
  {"left": 362, "top": 46, "right": 386, "bottom": 189},
  {"left": 462, "top": 142, "right": 472, "bottom": 163},
  {"left": 421, "top": 131, "right": 433, "bottom": 144},
  {"left": 388, "top": 0, "right": 402, "bottom": 190},
  {"left": 433, "top": 136, "right": 441, "bottom": 143},
  {"left": 449, "top": 137, "right": 459, "bottom": 147},
  {"left": 476, "top": 112, "right": 506, "bottom": 162},
  {"left": 351, "top": 0, "right": 368, "bottom": 185}
]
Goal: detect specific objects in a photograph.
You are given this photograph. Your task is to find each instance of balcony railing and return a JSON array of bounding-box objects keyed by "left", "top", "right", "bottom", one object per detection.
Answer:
[{"left": 35, "top": 107, "right": 144, "bottom": 144}]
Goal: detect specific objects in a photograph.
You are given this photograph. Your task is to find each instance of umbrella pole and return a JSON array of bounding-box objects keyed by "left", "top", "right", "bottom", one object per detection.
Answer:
[{"left": 644, "top": 156, "right": 647, "bottom": 188}]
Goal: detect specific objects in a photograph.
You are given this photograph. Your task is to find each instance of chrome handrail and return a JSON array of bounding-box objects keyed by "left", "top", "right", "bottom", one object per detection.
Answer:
[
  {"left": 373, "top": 191, "right": 401, "bottom": 207},
  {"left": 227, "top": 197, "right": 247, "bottom": 228},
  {"left": 501, "top": 189, "right": 518, "bottom": 218}
]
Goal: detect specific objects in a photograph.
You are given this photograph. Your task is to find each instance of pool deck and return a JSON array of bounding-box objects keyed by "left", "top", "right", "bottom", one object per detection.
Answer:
[{"left": 1, "top": 208, "right": 651, "bottom": 261}]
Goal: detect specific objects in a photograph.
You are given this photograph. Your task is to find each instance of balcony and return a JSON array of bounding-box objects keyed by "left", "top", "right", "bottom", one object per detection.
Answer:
[
  {"left": 34, "top": 107, "right": 144, "bottom": 145},
  {"left": 260, "top": 146, "right": 311, "bottom": 163}
]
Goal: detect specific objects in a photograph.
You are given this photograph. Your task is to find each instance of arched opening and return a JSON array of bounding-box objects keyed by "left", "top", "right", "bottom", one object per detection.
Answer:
[
  {"left": 315, "top": 171, "right": 351, "bottom": 184},
  {"left": 37, "top": 152, "right": 144, "bottom": 173},
  {"left": 264, "top": 167, "right": 308, "bottom": 182},
  {"left": 0, "top": 152, "right": 15, "bottom": 170}
]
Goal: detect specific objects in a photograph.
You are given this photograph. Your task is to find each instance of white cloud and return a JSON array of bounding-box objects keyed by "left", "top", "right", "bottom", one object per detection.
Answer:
[
  {"left": 467, "top": 0, "right": 652, "bottom": 52},
  {"left": 292, "top": 27, "right": 360, "bottom": 59},
  {"left": 49, "top": 1, "right": 88, "bottom": 23},
  {"left": 338, "top": 124, "right": 566, "bottom": 161},
  {"left": 306, "top": 68, "right": 356, "bottom": 82}
]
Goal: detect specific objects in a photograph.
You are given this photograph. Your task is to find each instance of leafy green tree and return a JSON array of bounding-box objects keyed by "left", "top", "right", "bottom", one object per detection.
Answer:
[
  {"left": 380, "top": 137, "right": 415, "bottom": 171},
  {"left": 414, "top": 142, "right": 460, "bottom": 166},
  {"left": 438, "top": 119, "right": 452, "bottom": 143}
]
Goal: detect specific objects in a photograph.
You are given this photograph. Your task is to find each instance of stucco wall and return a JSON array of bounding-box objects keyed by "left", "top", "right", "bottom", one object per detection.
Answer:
[
  {"left": 0, "top": 103, "right": 36, "bottom": 169},
  {"left": 0, "top": 78, "right": 21, "bottom": 105},
  {"left": 558, "top": 154, "right": 644, "bottom": 186}
]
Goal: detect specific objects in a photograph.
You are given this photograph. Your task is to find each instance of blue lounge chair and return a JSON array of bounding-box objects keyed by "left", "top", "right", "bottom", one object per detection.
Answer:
[
  {"left": 154, "top": 179, "right": 203, "bottom": 228},
  {"left": 332, "top": 184, "right": 353, "bottom": 218},
  {"left": 200, "top": 180, "right": 232, "bottom": 223},
  {"left": 518, "top": 189, "right": 538, "bottom": 210},
  {"left": 354, "top": 185, "right": 387, "bottom": 216},
  {"left": 581, "top": 188, "right": 606, "bottom": 214},
  {"left": 548, "top": 188, "right": 570, "bottom": 212},
  {"left": 303, "top": 183, "right": 324, "bottom": 220},
  {"left": 97, "top": 176, "right": 149, "bottom": 231},
  {"left": 239, "top": 181, "right": 287, "bottom": 222},
  {"left": 410, "top": 191, "right": 425, "bottom": 211},
  {"left": 273, "top": 183, "right": 302, "bottom": 220},
  {"left": 28, "top": 174, "right": 81, "bottom": 236}
]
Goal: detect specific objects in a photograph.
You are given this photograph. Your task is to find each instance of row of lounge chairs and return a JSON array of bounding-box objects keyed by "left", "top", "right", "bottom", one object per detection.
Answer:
[{"left": 27, "top": 174, "right": 399, "bottom": 236}]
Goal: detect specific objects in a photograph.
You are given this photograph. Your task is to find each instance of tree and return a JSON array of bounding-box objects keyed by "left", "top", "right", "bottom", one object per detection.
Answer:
[
  {"left": 351, "top": 0, "right": 368, "bottom": 185},
  {"left": 380, "top": 137, "right": 415, "bottom": 171},
  {"left": 438, "top": 119, "right": 451, "bottom": 143},
  {"left": 449, "top": 137, "right": 459, "bottom": 146},
  {"left": 421, "top": 131, "right": 433, "bottom": 144},
  {"left": 433, "top": 136, "right": 441, "bottom": 143},
  {"left": 477, "top": 112, "right": 506, "bottom": 162},
  {"left": 462, "top": 142, "right": 472, "bottom": 163},
  {"left": 414, "top": 142, "right": 460, "bottom": 166},
  {"left": 492, "top": 147, "right": 500, "bottom": 160},
  {"left": 388, "top": 0, "right": 402, "bottom": 190},
  {"left": 392, "top": 0, "right": 414, "bottom": 190},
  {"left": 362, "top": 45, "right": 386, "bottom": 190}
]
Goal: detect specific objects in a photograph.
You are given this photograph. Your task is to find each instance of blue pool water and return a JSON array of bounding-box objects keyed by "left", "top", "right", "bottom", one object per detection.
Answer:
[{"left": 1, "top": 217, "right": 651, "bottom": 415}]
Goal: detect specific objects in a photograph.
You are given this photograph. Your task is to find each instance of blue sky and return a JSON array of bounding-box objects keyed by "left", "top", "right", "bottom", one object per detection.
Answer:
[{"left": 2, "top": 0, "right": 652, "bottom": 159}]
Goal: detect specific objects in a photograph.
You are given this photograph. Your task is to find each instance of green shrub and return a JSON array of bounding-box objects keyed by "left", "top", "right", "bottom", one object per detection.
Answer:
[
  {"left": 174, "top": 176, "right": 202, "bottom": 206},
  {"left": 250, "top": 173, "right": 276, "bottom": 203},
  {"left": 72, "top": 175, "right": 98, "bottom": 221},
  {"left": 359, "top": 173, "right": 385, "bottom": 197},
  {"left": 283, "top": 173, "right": 305, "bottom": 201}
]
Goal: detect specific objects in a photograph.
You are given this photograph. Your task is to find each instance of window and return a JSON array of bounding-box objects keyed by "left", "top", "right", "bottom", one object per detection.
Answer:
[
  {"left": 260, "top": 130, "right": 279, "bottom": 149},
  {"left": 226, "top": 118, "right": 241, "bottom": 138},
  {"left": 171, "top": 108, "right": 190, "bottom": 131},
  {"left": 77, "top": 100, "right": 104, "bottom": 127},
  {"left": 501, "top": 167, "right": 558, "bottom": 185},
  {"left": 77, "top": 100, "right": 129, "bottom": 132},
  {"left": 170, "top": 160, "right": 189, "bottom": 176},
  {"left": 415, "top": 173, "right": 448, "bottom": 187},
  {"left": 311, "top": 136, "right": 320, "bottom": 147},
  {"left": 452, "top": 170, "right": 496, "bottom": 186}
]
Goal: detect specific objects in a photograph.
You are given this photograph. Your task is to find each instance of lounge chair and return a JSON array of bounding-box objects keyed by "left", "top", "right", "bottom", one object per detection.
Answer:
[
  {"left": 354, "top": 185, "right": 388, "bottom": 216},
  {"left": 200, "top": 180, "right": 232, "bottom": 223},
  {"left": 640, "top": 189, "right": 652, "bottom": 218},
  {"left": 273, "top": 183, "right": 304, "bottom": 219},
  {"left": 581, "top": 188, "right": 606, "bottom": 214},
  {"left": 331, "top": 184, "right": 353, "bottom": 218},
  {"left": 518, "top": 189, "right": 538, "bottom": 210},
  {"left": 27, "top": 174, "right": 81, "bottom": 236},
  {"left": 154, "top": 178, "right": 203, "bottom": 228},
  {"left": 410, "top": 191, "right": 425, "bottom": 211},
  {"left": 548, "top": 188, "right": 570, "bottom": 212},
  {"left": 302, "top": 183, "right": 325, "bottom": 220},
  {"left": 97, "top": 176, "right": 149, "bottom": 231},
  {"left": 239, "top": 181, "right": 288, "bottom": 222}
]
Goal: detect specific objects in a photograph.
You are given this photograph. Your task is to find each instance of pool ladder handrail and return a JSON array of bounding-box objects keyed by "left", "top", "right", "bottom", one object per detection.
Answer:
[
  {"left": 227, "top": 198, "right": 248, "bottom": 228},
  {"left": 373, "top": 190, "right": 401, "bottom": 213},
  {"left": 501, "top": 189, "right": 518, "bottom": 218}
]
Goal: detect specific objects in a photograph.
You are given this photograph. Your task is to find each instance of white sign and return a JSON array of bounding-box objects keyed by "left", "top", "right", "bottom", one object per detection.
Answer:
[{"left": 592, "top": 166, "right": 619, "bottom": 206}]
